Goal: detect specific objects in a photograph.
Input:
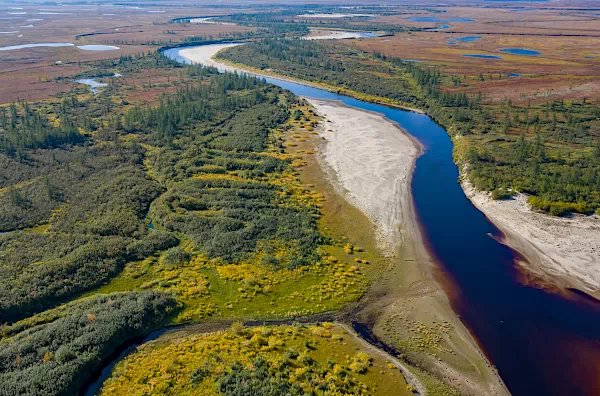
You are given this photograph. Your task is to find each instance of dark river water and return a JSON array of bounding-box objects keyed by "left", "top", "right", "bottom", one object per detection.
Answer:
[{"left": 162, "top": 47, "right": 600, "bottom": 396}]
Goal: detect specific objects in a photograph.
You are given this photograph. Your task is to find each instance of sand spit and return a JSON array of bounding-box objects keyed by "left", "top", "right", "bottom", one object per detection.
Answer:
[
  {"left": 307, "top": 99, "right": 419, "bottom": 253},
  {"left": 463, "top": 180, "right": 600, "bottom": 294},
  {"left": 178, "top": 44, "right": 241, "bottom": 72}
]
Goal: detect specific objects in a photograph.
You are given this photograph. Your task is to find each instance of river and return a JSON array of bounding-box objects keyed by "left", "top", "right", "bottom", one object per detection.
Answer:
[{"left": 158, "top": 45, "right": 600, "bottom": 395}]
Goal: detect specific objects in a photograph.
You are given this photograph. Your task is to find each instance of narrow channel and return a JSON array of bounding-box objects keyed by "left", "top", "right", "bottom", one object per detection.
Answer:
[{"left": 160, "top": 45, "right": 600, "bottom": 396}]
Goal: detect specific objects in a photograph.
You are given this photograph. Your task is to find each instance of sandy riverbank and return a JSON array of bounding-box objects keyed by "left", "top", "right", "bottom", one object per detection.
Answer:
[
  {"left": 176, "top": 44, "right": 425, "bottom": 114},
  {"left": 178, "top": 44, "right": 241, "bottom": 72},
  {"left": 307, "top": 98, "right": 419, "bottom": 253},
  {"left": 463, "top": 180, "right": 600, "bottom": 296},
  {"left": 309, "top": 100, "right": 509, "bottom": 395}
]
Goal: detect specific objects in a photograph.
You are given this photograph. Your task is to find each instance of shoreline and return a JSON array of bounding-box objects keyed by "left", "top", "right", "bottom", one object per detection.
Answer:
[
  {"left": 306, "top": 98, "right": 420, "bottom": 253},
  {"left": 177, "top": 43, "right": 510, "bottom": 395},
  {"left": 461, "top": 176, "right": 600, "bottom": 298},
  {"left": 308, "top": 99, "right": 509, "bottom": 396},
  {"left": 177, "top": 45, "right": 425, "bottom": 114}
]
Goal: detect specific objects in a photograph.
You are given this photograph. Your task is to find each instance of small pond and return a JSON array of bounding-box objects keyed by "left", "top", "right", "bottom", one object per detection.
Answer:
[
  {"left": 0, "top": 42, "right": 73, "bottom": 51},
  {"left": 75, "top": 73, "right": 121, "bottom": 94},
  {"left": 500, "top": 48, "right": 541, "bottom": 56},
  {"left": 75, "top": 78, "right": 107, "bottom": 94},
  {"left": 426, "top": 24, "right": 450, "bottom": 31},
  {"left": 77, "top": 45, "right": 120, "bottom": 51},
  {"left": 454, "top": 36, "right": 482, "bottom": 42}
]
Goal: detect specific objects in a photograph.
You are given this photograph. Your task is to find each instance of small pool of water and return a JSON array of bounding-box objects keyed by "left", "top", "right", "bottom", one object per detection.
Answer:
[
  {"left": 75, "top": 78, "right": 107, "bottom": 94},
  {"left": 584, "top": 55, "right": 596, "bottom": 59},
  {"left": 354, "top": 32, "right": 380, "bottom": 38},
  {"left": 447, "top": 41, "right": 458, "bottom": 45},
  {"left": 75, "top": 73, "right": 121, "bottom": 94},
  {"left": 401, "top": 59, "right": 424, "bottom": 62},
  {"left": 462, "top": 54, "right": 502, "bottom": 59},
  {"left": 508, "top": 73, "right": 521, "bottom": 77},
  {"left": 454, "top": 36, "right": 482, "bottom": 42},
  {"left": 501, "top": 48, "right": 541, "bottom": 56},
  {"left": 0, "top": 42, "right": 73, "bottom": 51},
  {"left": 426, "top": 24, "right": 451, "bottom": 31},
  {"left": 77, "top": 45, "right": 120, "bottom": 51}
]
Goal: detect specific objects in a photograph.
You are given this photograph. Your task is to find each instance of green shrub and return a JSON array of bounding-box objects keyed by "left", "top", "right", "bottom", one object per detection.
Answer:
[
  {"left": 491, "top": 188, "right": 515, "bottom": 200},
  {"left": 0, "top": 292, "right": 176, "bottom": 396},
  {"left": 163, "top": 247, "right": 191, "bottom": 266}
]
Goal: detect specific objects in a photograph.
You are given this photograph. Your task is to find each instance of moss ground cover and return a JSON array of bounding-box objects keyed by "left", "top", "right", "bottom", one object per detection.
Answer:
[{"left": 99, "top": 323, "right": 414, "bottom": 396}]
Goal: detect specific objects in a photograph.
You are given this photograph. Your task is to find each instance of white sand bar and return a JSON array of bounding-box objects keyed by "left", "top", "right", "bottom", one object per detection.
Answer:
[
  {"left": 308, "top": 99, "right": 419, "bottom": 253},
  {"left": 464, "top": 182, "right": 600, "bottom": 293},
  {"left": 178, "top": 44, "right": 241, "bottom": 73}
]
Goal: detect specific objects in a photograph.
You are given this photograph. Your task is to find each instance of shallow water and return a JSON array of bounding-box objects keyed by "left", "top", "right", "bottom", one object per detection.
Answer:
[
  {"left": 162, "top": 45, "right": 600, "bottom": 396},
  {"left": 426, "top": 23, "right": 451, "bottom": 31},
  {"left": 77, "top": 45, "right": 120, "bottom": 51},
  {"left": 0, "top": 42, "right": 73, "bottom": 51},
  {"left": 75, "top": 78, "right": 107, "bottom": 94},
  {"left": 501, "top": 48, "right": 541, "bottom": 56},
  {"left": 74, "top": 73, "right": 121, "bottom": 94},
  {"left": 454, "top": 35, "right": 483, "bottom": 42}
]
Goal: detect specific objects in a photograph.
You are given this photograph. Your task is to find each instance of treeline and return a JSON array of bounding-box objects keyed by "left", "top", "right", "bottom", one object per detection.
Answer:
[
  {"left": 0, "top": 292, "right": 175, "bottom": 396},
  {"left": 218, "top": 38, "right": 600, "bottom": 214},
  {"left": 122, "top": 73, "right": 272, "bottom": 146},
  {"left": 224, "top": 11, "right": 417, "bottom": 33},
  {"left": 0, "top": 102, "right": 83, "bottom": 158},
  {"left": 219, "top": 39, "right": 422, "bottom": 105}
]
